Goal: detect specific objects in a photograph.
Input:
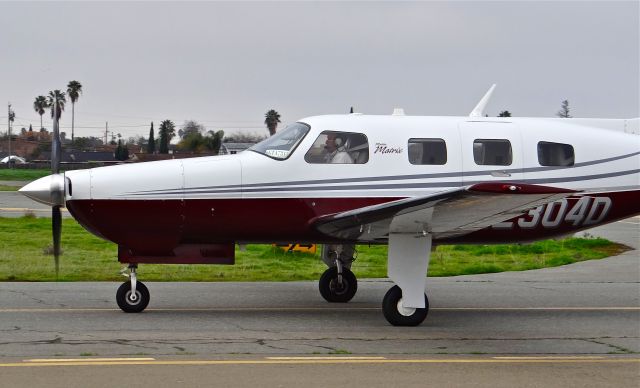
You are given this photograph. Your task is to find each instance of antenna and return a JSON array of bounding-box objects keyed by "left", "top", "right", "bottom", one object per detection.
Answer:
[{"left": 469, "top": 84, "right": 496, "bottom": 118}]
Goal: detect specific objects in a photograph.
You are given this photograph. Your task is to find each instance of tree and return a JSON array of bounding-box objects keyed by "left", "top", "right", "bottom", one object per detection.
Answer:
[
  {"left": 177, "top": 129, "right": 225, "bottom": 155},
  {"left": 556, "top": 100, "right": 571, "bottom": 118},
  {"left": 72, "top": 136, "right": 103, "bottom": 151},
  {"left": 47, "top": 90, "right": 66, "bottom": 119},
  {"left": 66, "top": 80, "right": 82, "bottom": 141},
  {"left": 33, "top": 96, "right": 49, "bottom": 130},
  {"left": 264, "top": 109, "right": 281, "bottom": 136},
  {"left": 204, "top": 130, "right": 224, "bottom": 154},
  {"left": 178, "top": 120, "right": 205, "bottom": 139},
  {"left": 498, "top": 110, "right": 512, "bottom": 117},
  {"left": 115, "top": 139, "right": 129, "bottom": 161},
  {"left": 224, "top": 132, "right": 267, "bottom": 143},
  {"left": 158, "top": 120, "right": 175, "bottom": 154},
  {"left": 147, "top": 122, "right": 155, "bottom": 154}
]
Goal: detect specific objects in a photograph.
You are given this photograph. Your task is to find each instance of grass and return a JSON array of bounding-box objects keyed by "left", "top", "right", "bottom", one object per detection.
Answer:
[
  {"left": 0, "top": 168, "right": 53, "bottom": 181},
  {"left": 0, "top": 216, "right": 629, "bottom": 282},
  {"left": 0, "top": 184, "right": 20, "bottom": 191}
]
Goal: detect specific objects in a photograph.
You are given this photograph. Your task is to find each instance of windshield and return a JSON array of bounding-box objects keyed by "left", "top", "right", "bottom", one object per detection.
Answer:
[{"left": 249, "top": 122, "right": 310, "bottom": 160}]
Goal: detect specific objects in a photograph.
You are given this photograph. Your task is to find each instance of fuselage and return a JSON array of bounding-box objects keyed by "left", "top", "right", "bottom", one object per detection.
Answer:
[{"left": 59, "top": 114, "right": 639, "bottom": 255}]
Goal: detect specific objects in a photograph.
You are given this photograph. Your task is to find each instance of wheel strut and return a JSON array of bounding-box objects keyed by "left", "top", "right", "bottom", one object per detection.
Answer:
[{"left": 128, "top": 264, "right": 138, "bottom": 302}]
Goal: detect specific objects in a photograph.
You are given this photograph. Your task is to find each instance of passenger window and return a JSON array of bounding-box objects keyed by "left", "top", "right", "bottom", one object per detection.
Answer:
[
  {"left": 304, "top": 131, "right": 369, "bottom": 164},
  {"left": 538, "top": 141, "right": 574, "bottom": 166},
  {"left": 408, "top": 138, "right": 447, "bottom": 165},
  {"left": 473, "top": 139, "right": 512, "bottom": 166}
]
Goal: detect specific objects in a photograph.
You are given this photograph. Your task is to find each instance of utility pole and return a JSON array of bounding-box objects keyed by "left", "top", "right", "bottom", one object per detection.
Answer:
[
  {"left": 7, "top": 102, "right": 11, "bottom": 168},
  {"left": 105, "top": 121, "right": 108, "bottom": 145}
]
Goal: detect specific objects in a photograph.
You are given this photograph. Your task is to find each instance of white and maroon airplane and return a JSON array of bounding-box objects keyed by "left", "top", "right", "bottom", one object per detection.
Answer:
[{"left": 21, "top": 87, "right": 640, "bottom": 326}]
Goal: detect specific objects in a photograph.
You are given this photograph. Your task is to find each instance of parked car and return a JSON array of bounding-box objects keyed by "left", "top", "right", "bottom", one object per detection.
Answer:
[{"left": 0, "top": 155, "right": 27, "bottom": 164}]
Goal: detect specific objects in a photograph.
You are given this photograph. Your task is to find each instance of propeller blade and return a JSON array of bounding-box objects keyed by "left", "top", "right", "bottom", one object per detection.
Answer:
[
  {"left": 52, "top": 205, "right": 62, "bottom": 278},
  {"left": 51, "top": 97, "right": 62, "bottom": 279},
  {"left": 51, "top": 101, "right": 61, "bottom": 174}
]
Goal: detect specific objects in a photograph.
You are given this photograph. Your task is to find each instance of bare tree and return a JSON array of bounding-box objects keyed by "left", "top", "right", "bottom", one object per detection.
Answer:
[{"left": 556, "top": 100, "right": 572, "bottom": 118}]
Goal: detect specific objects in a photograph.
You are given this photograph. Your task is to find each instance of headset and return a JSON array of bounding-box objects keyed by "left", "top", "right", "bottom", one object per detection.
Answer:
[{"left": 334, "top": 135, "right": 344, "bottom": 147}]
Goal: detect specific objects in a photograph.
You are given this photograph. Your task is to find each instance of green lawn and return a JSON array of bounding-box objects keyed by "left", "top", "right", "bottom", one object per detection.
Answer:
[
  {"left": 0, "top": 168, "right": 53, "bottom": 181},
  {"left": 0, "top": 216, "right": 628, "bottom": 282},
  {"left": 0, "top": 185, "right": 20, "bottom": 191}
]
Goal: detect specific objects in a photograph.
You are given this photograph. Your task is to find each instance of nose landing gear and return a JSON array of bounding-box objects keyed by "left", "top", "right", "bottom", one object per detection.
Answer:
[
  {"left": 318, "top": 244, "right": 358, "bottom": 303},
  {"left": 116, "top": 264, "right": 150, "bottom": 313}
]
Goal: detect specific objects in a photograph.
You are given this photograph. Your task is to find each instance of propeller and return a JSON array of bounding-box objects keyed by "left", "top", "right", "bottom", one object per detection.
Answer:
[
  {"left": 51, "top": 100, "right": 62, "bottom": 277},
  {"left": 17, "top": 94, "right": 66, "bottom": 278}
]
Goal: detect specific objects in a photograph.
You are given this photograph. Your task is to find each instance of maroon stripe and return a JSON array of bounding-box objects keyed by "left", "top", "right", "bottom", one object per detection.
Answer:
[{"left": 66, "top": 190, "right": 640, "bottom": 254}]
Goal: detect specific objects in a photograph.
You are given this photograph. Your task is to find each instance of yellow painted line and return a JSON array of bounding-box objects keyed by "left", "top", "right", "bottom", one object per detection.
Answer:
[
  {"left": 0, "top": 358, "right": 638, "bottom": 368},
  {"left": 25, "top": 357, "right": 156, "bottom": 363},
  {"left": 266, "top": 356, "right": 386, "bottom": 360},
  {"left": 493, "top": 356, "right": 605, "bottom": 360},
  {"left": 0, "top": 307, "right": 638, "bottom": 313}
]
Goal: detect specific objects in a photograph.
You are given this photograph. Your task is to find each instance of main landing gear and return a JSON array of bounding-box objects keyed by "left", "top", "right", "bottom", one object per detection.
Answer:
[
  {"left": 116, "top": 264, "right": 150, "bottom": 313},
  {"left": 381, "top": 233, "right": 433, "bottom": 326},
  {"left": 382, "top": 285, "right": 429, "bottom": 326},
  {"left": 319, "top": 244, "right": 357, "bottom": 303}
]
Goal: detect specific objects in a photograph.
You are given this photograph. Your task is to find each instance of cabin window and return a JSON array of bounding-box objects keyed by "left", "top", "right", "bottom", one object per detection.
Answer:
[
  {"left": 408, "top": 138, "right": 447, "bottom": 165},
  {"left": 473, "top": 139, "right": 512, "bottom": 166},
  {"left": 304, "top": 131, "right": 369, "bottom": 164},
  {"left": 249, "top": 122, "right": 310, "bottom": 160},
  {"left": 537, "top": 141, "right": 574, "bottom": 166}
]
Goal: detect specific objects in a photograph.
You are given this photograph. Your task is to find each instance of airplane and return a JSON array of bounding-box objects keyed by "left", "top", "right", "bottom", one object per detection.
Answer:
[{"left": 20, "top": 85, "right": 640, "bottom": 326}]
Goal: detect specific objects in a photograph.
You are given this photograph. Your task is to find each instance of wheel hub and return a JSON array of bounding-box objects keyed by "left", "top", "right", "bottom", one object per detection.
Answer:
[
  {"left": 126, "top": 290, "right": 141, "bottom": 305},
  {"left": 396, "top": 298, "right": 416, "bottom": 316},
  {"left": 329, "top": 278, "right": 348, "bottom": 295}
]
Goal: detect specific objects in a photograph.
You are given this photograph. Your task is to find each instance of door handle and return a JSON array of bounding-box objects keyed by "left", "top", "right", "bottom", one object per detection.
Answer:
[{"left": 491, "top": 171, "right": 511, "bottom": 177}]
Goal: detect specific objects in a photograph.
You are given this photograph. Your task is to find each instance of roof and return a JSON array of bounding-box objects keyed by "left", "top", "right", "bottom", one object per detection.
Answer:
[{"left": 40, "top": 151, "right": 116, "bottom": 162}]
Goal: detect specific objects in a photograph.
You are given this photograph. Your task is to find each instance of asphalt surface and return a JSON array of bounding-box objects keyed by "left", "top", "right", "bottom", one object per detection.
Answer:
[
  {"left": 0, "top": 203, "right": 638, "bottom": 386},
  {"left": 0, "top": 190, "right": 72, "bottom": 218}
]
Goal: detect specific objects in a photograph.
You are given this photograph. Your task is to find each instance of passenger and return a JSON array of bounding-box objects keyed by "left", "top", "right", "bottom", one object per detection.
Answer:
[{"left": 323, "top": 133, "right": 354, "bottom": 164}]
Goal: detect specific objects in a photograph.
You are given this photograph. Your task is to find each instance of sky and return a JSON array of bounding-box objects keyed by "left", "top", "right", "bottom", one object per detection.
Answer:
[{"left": 1, "top": 1, "right": 638, "bottom": 141}]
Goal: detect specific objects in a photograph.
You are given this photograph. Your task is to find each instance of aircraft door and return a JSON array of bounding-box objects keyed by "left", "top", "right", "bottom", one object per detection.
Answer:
[{"left": 458, "top": 121, "right": 524, "bottom": 184}]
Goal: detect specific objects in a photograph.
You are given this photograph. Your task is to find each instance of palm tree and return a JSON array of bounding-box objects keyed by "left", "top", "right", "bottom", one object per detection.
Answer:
[
  {"left": 33, "top": 96, "right": 49, "bottom": 130},
  {"left": 264, "top": 109, "right": 281, "bottom": 136},
  {"left": 48, "top": 90, "right": 66, "bottom": 120},
  {"left": 158, "top": 119, "right": 176, "bottom": 154},
  {"left": 67, "top": 80, "right": 82, "bottom": 141}
]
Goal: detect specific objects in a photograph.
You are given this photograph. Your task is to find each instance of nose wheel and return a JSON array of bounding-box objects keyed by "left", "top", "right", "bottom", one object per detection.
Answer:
[
  {"left": 319, "top": 266, "right": 357, "bottom": 303},
  {"left": 116, "top": 264, "right": 150, "bottom": 313}
]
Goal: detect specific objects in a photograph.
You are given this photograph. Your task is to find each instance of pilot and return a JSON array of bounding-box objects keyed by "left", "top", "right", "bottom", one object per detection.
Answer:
[{"left": 323, "top": 133, "right": 354, "bottom": 164}]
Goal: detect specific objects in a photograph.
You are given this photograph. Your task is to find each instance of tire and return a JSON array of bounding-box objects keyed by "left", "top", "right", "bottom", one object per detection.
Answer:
[
  {"left": 319, "top": 267, "right": 357, "bottom": 303},
  {"left": 382, "top": 285, "right": 429, "bottom": 326},
  {"left": 116, "top": 281, "right": 150, "bottom": 313}
]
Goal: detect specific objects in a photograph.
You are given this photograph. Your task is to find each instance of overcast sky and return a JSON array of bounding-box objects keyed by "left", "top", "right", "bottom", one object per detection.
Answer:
[{"left": 1, "top": 1, "right": 638, "bottom": 140}]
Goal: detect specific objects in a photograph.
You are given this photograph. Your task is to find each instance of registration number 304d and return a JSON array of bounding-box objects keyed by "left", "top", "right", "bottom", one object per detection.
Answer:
[{"left": 493, "top": 197, "right": 612, "bottom": 230}]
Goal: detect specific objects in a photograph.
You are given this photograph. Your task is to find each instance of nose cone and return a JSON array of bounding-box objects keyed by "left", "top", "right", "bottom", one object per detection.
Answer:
[{"left": 19, "top": 174, "right": 65, "bottom": 206}]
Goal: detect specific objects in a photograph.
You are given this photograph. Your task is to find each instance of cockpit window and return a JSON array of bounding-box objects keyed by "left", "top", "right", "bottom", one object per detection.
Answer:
[
  {"left": 248, "top": 122, "right": 310, "bottom": 160},
  {"left": 304, "top": 131, "right": 369, "bottom": 164}
]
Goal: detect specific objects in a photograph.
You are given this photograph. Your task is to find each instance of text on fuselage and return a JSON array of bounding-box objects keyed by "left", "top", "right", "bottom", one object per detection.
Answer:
[{"left": 492, "top": 197, "right": 612, "bottom": 230}]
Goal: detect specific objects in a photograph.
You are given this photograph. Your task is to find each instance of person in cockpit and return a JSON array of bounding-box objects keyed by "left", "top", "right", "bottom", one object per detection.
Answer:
[{"left": 323, "top": 133, "right": 354, "bottom": 164}]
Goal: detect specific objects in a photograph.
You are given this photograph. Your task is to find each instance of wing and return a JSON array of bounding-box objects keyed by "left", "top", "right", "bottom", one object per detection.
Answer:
[{"left": 310, "top": 183, "right": 579, "bottom": 242}]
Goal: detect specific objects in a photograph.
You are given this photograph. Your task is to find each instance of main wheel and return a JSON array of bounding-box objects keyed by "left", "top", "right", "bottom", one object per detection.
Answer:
[
  {"left": 116, "top": 281, "right": 150, "bottom": 313},
  {"left": 382, "top": 285, "right": 429, "bottom": 326},
  {"left": 319, "top": 267, "right": 357, "bottom": 303}
]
